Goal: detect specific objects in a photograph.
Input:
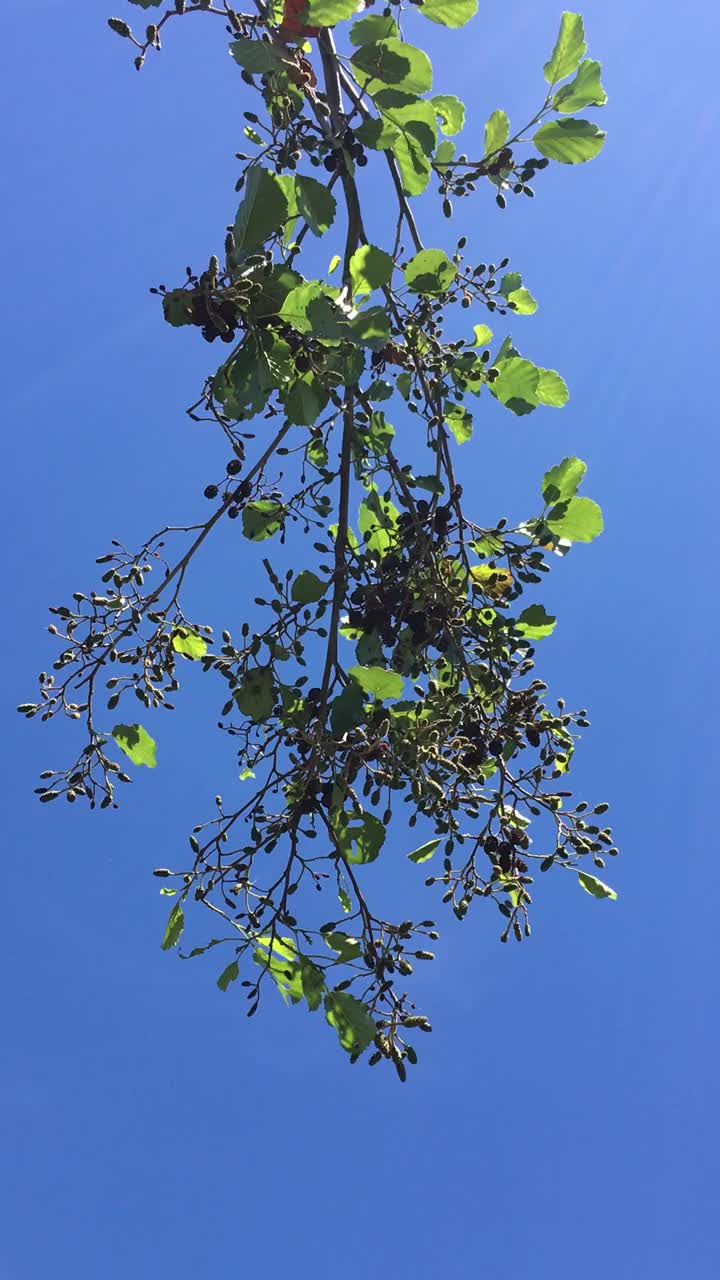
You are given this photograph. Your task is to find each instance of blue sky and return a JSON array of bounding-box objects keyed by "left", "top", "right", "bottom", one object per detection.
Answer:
[{"left": 2, "top": 1, "right": 718, "bottom": 1276}]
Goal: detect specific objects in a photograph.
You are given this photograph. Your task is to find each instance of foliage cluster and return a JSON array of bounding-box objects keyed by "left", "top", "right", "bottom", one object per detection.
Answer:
[{"left": 21, "top": 1, "right": 618, "bottom": 1078}]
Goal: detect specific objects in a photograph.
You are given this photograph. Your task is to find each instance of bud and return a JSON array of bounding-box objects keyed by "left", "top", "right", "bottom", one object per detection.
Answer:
[{"left": 108, "top": 18, "right": 131, "bottom": 38}]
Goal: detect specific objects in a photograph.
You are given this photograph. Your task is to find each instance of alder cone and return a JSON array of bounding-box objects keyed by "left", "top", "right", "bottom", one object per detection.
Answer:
[{"left": 278, "top": 0, "right": 320, "bottom": 40}]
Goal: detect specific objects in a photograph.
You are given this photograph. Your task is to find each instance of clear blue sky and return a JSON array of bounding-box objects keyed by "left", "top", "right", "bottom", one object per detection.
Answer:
[{"left": 2, "top": 1, "right": 717, "bottom": 1276}]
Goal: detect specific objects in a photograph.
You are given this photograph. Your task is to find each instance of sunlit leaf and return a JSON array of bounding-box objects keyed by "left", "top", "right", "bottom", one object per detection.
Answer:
[
  {"left": 515, "top": 605, "right": 557, "bottom": 639},
  {"left": 112, "top": 723, "right": 157, "bottom": 768},
  {"left": 348, "top": 665, "right": 404, "bottom": 699},
  {"left": 408, "top": 838, "right": 440, "bottom": 863},
  {"left": 234, "top": 166, "right": 289, "bottom": 252},
  {"left": 242, "top": 500, "right": 285, "bottom": 541},
  {"left": 419, "top": 0, "right": 478, "bottom": 29},
  {"left": 334, "top": 809, "right": 386, "bottom": 864},
  {"left": 324, "top": 991, "right": 376, "bottom": 1055},
  {"left": 161, "top": 901, "right": 184, "bottom": 951},
  {"left": 404, "top": 248, "right": 456, "bottom": 295},
  {"left": 291, "top": 570, "right": 327, "bottom": 604},
  {"left": 553, "top": 59, "right": 607, "bottom": 112},
  {"left": 432, "top": 94, "right": 465, "bottom": 136},
  {"left": 544, "top": 11, "right": 587, "bottom": 85},
  {"left": 235, "top": 667, "right": 276, "bottom": 722},
  {"left": 546, "top": 496, "right": 604, "bottom": 543},
  {"left": 171, "top": 628, "right": 207, "bottom": 660},
  {"left": 484, "top": 108, "right": 510, "bottom": 156},
  {"left": 217, "top": 959, "right": 240, "bottom": 991},
  {"left": 349, "top": 244, "right": 394, "bottom": 295},
  {"left": 534, "top": 118, "right": 605, "bottom": 164},
  {"left": 295, "top": 174, "right": 336, "bottom": 237},
  {"left": 578, "top": 871, "right": 617, "bottom": 900},
  {"left": 350, "top": 13, "right": 399, "bottom": 45},
  {"left": 542, "top": 456, "right": 587, "bottom": 504}
]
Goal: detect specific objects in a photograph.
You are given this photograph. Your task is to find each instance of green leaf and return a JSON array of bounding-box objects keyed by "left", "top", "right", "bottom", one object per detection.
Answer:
[
  {"left": 472, "top": 323, "right": 493, "bottom": 346},
  {"left": 162, "top": 289, "right": 193, "bottom": 327},
  {"left": 348, "top": 306, "right": 391, "bottom": 349},
  {"left": 534, "top": 118, "right": 605, "bottom": 164},
  {"left": 578, "top": 871, "right": 618, "bottom": 901},
  {"left": 354, "top": 115, "right": 400, "bottom": 150},
  {"left": 161, "top": 901, "right": 184, "bottom": 951},
  {"left": 112, "top": 723, "right": 157, "bottom": 768},
  {"left": 235, "top": 667, "right": 276, "bottom": 722},
  {"left": 432, "top": 94, "right": 465, "bottom": 136},
  {"left": 330, "top": 680, "right": 366, "bottom": 735},
  {"left": 374, "top": 93, "right": 437, "bottom": 196},
  {"left": 408, "top": 838, "right": 440, "bottom": 864},
  {"left": 419, "top": 0, "right": 478, "bottom": 29},
  {"left": 217, "top": 959, "right": 240, "bottom": 991},
  {"left": 484, "top": 108, "right": 510, "bottom": 157},
  {"left": 229, "top": 39, "right": 281, "bottom": 75},
  {"left": 291, "top": 570, "right": 327, "bottom": 604},
  {"left": 324, "top": 991, "right": 376, "bottom": 1055},
  {"left": 304, "top": 0, "right": 358, "bottom": 21},
  {"left": 536, "top": 368, "right": 569, "bottom": 406},
  {"left": 542, "top": 456, "right": 587, "bottom": 504},
  {"left": 283, "top": 375, "right": 329, "bottom": 425},
  {"left": 351, "top": 39, "right": 432, "bottom": 96},
  {"left": 491, "top": 357, "right": 540, "bottom": 407},
  {"left": 445, "top": 403, "right": 473, "bottom": 444},
  {"left": 546, "top": 496, "right": 604, "bottom": 543},
  {"left": 349, "top": 244, "right": 394, "bottom": 296},
  {"left": 334, "top": 809, "right": 386, "bottom": 865},
  {"left": 404, "top": 248, "right": 456, "bottom": 295},
  {"left": 242, "top": 500, "right": 285, "bottom": 541},
  {"left": 544, "top": 12, "right": 587, "bottom": 85},
  {"left": 234, "top": 166, "right": 289, "bottom": 252},
  {"left": 358, "top": 488, "right": 399, "bottom": 555},
  {"left": 553, "top": 59, "right": 607, "bottom": 112},
  {"left": 348, "top": 665, "right": 404, "bottom": 699},
  {"left": 434, "top": 138, "right": 455, "bottom": 171},
  {"left": 515, "top": 605, "right": 557, "bottom": 639},
  {"left": 171, "top": 628, "right": 207, "bottom": 660},
  {"left": 295, "top": 175, "right": 336, "bottom": 237},
  {"left": 338, "top": 887, "right": 352, "bottom": 914},
  {"left": 328, "top": 254, "right": 341, "bottom": 274},
  {"left": 350, "top": 14, "right": 399, "bottom": 45},
  {"left": 324, "top": 931, "right": 362, "bottom": 963},
  {"left": 253, "top": 936, "right": 325, "bottom": 1010}
]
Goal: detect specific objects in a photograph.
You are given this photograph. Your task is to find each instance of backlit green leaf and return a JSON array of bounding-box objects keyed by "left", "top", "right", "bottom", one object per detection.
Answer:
[
  {"left": 112, "top": 723, "right": 157, "bottom": 768},
  {"left": 171, "top": 628, "right": 207, "bottom": 660},
  {"left": 349, "top": 244, "right": 394, "bottom": 295},
  {"left": 291, "top": 570, "right": 327, "bottom": 604},
  {"left": 324, "top": 991, "right": 376, "bottom": 1055},
  {"left": 484, "top": 108, "right": 510, "bottom": 156},
  {"left": 234, "top": 166, "right": 289, "bottom": 252},
  {"left": 324, "top": 931, "right": 362, "bottom": 963},
  {"left": 544, "top": 12, "right": 587, "bottom": 85},
  {"left": 404, "top": 248, "right": 456, "bottom": 295},
  {"left": 161, "top": 901, "right": 184, "bottom": 951},
  {"left": 546, "top": 496, "right": 603, "bottom": 543},
  {"left": 536, "top": 368, "right": 569, "bottom": 406},
  {"left": 305, "top": 0, "right": 358, "bottom": 22},
  {"left": 334, "top": 809, "right": 386, "bottom": 864},
  {"left": 534, "top": 118, "right": 605, "bottom": 164},
  {"left": 350, "top": 13, "right": 399, "bottom": 45},
  {"left": 553, "top": 59, "right": 607, "bottom": 112},
  {"left": 229, "top": 39, "right": 281, "bottom": 75},
  {"left": 217, "top": 959, "right": 240, "bottom": 991},
  {"left": 408, "top": 838, "right": 440, "bottom": 863},
  {"left": 351, "top": 38, "right": 432, "bottom": 96},
  {"left": 348, "top": 665, "right": 404, "bottom": 699},
  {"left": 446, "top": 403, "right": 473, "bottom": 444},
  {"left": 515, "top": 605, "right": 557, "bottom": 639},
  {"left": 295, "top": 175, "right": 336, "bottom": 237},
  {"left": 420, "top": 0, "right": 478, "bottom": 29},
  {"left": 330, "top": 679, "right": 366, "bottom": 735},
  {"left": 542, "top": 456, "right": 587, "bottom": 504},
  {"left": 432, "top": 94, "right": 465, "bottom": 136},
  {"left": 472, "top": 323, "right": 493, "bottom": 346},
  {"left": 235, "top": 667, "right": 276, "bottom": 722},
  {"left": 242, "top": 500, "right": 285, "bottom": 541},
  {"left": 578, "top": 871, "right": 617, "bottom": 900}
]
